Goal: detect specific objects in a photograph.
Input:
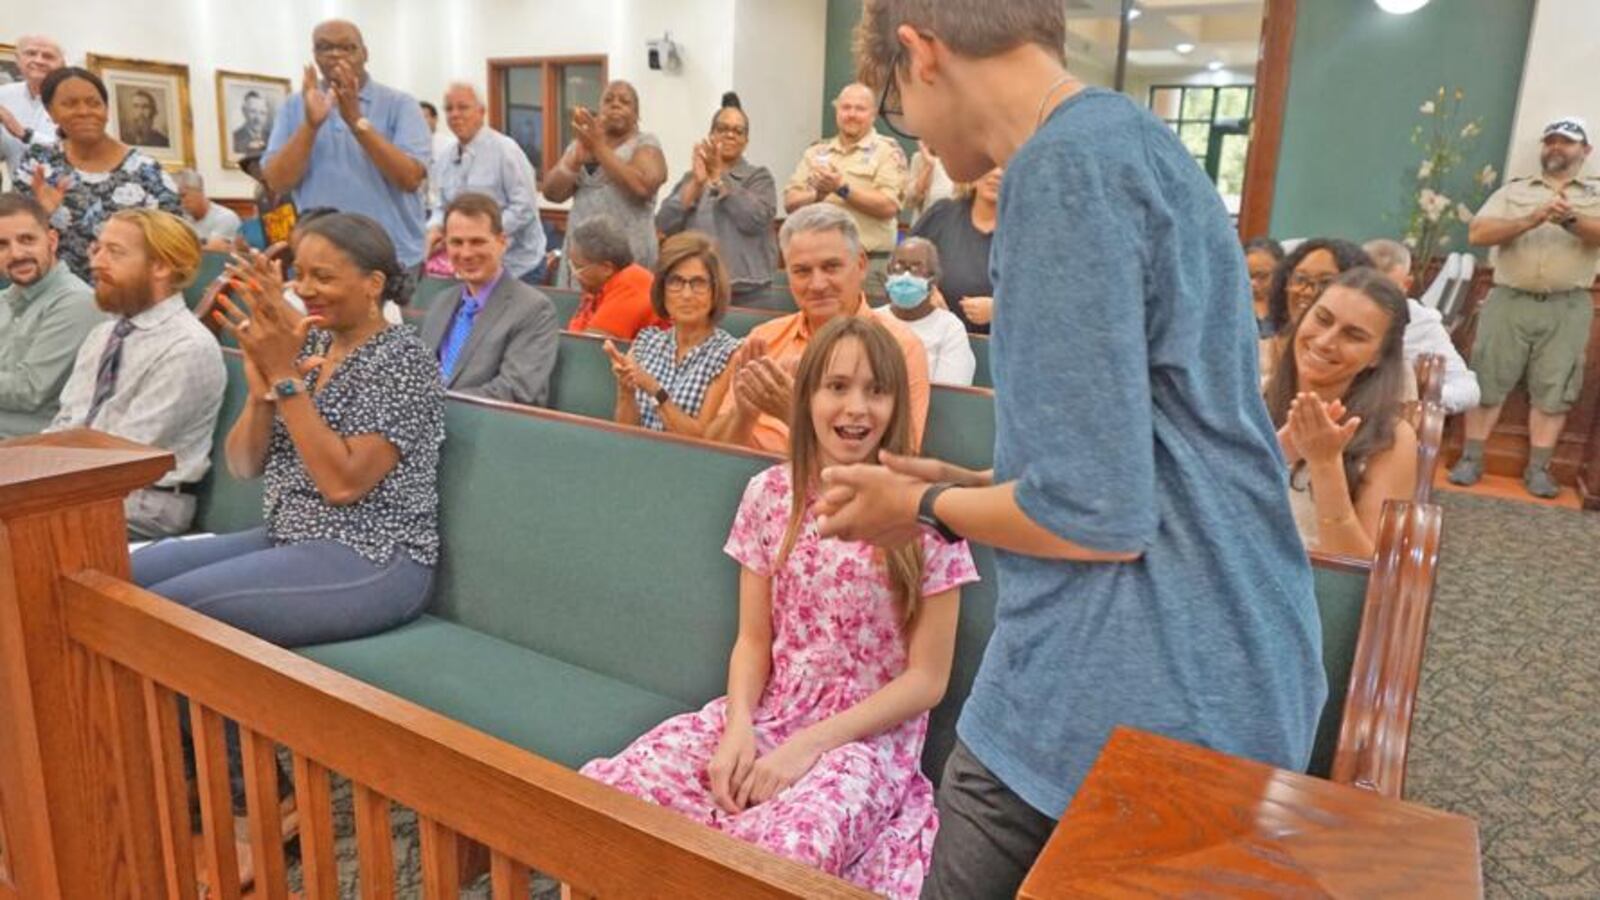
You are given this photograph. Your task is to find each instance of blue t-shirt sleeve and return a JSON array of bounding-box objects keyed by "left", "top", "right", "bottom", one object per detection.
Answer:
[
  {"left": 263, "top": 93, "right": 301, "bottom": 165},
  {"left": 388, "top": 93, "right": 433, "bottom": 166},
  {"left": 999, "top": 133, "right": 1158, "bottom": 553}
]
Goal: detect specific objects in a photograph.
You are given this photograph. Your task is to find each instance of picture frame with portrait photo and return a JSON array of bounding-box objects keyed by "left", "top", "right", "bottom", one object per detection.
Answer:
[
  {"left": 215, "top": 70, "right": 290, "bottom": 170},
  {"left": 0, "top": 44, "right": 21, "bottom": 87},
  {"left": 86, "top": 53, "right": 195, "bottom": 171}
]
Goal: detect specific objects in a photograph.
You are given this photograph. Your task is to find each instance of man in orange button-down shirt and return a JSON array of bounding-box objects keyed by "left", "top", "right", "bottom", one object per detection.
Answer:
[{"left": 706, "top": 203, "right": 929, "bottom": 453}]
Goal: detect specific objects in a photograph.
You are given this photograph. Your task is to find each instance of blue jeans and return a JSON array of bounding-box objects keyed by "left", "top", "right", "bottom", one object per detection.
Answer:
[{"left": 132, "top": 528, "right": 434, "bottom": 648}]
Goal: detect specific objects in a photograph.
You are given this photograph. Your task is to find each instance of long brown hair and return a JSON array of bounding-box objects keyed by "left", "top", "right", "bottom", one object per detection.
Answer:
[
  {"left": 1266, "top": 266, "right": 1411, "bottom": 494},
  {"left": 779, "top": 318, "right": 925, "bottom": 623}
]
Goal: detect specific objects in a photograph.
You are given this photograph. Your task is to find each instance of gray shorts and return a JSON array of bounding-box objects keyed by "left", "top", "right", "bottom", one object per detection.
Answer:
[{"left": 921, "top": 739, "right": 1057, "bottom": 900}]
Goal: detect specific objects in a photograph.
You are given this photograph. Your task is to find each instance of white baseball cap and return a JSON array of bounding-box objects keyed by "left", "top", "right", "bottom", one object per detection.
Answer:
[{"left": 1543, "top": 116, "right": 1589, "bottom": 144}]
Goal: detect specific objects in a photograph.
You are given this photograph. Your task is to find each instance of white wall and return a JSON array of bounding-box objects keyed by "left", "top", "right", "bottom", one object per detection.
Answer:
[
  {"left": 6, "top": 0, "right": 826, "bottom": 207},
  {"left": 1506, "top": 0, "right": 1600, "bottom": 181},
  {"left": 732, "top": 0, "right": 827, "bottom": 193}
]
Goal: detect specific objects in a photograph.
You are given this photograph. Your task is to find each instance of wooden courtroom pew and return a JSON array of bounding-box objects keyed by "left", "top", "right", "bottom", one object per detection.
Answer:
[{"left": 0, "top": 367, "right": 1456, "bottom": 896}]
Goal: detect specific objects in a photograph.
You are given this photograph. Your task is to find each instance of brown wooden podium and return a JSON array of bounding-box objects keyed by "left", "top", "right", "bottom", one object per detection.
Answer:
[{"left": 1019, "top": 727, "right": 1482, "bottom": 899}]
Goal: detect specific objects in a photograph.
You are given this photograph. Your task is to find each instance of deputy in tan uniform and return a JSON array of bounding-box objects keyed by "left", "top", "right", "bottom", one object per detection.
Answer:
[
  {"left": 784, "top": 82, "right": 907, "bottom": 299},
  {"left": 1450, "top": 116, "right": 1600, "bottom": 497}
]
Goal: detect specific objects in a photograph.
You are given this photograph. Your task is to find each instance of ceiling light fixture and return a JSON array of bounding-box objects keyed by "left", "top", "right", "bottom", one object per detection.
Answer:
[
  {"left": 1374, "top": 0, "right": 1431, "bottom": 13},
  {"left": 1175, "top": 42, "right": 1196, "bottom": 54},
  {"left": 1207, "top": 60, "right": 1225, "bottom": 71},
  {"left": 1128, "top": 7, "right": 1142, "bottom": 20}
]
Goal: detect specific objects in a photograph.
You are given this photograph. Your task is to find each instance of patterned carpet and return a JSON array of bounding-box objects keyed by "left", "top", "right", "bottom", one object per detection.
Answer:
[
  {"left": 1406, "top": 491, "right": 1600, "bottom": 898},
  {"left": 280, "top": 491, "right": 1597, "bottom": 898}
]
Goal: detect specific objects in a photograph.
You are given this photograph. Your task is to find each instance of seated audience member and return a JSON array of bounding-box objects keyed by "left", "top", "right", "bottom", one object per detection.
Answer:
[
  {"left": 542, "top": 80, "right": 667, "bottom": 273},
  {"left": 0, "top": 192, "right": 104, "bottom": 437},
  {"left": 605, "top": 231, "right": 741, "bottom": 436},
  {"left": 1363, "top": 237, "right": 1482, "bottom": 414},
  {"left": 420, "top": 192, "right": 558, "bottom": 405},
  {"left": 874, "top": 237, "right": 976, "bottom": 386},
  {"left": 46, "top": 209, "right": 224, "bottom": 538},
  {"left": 17, "top": 67, "right": 181, "bottom": 281},
  {"left": 424, "top": 83, "right": 546, "bottom": 283},
  {"left": 175, "top": 169, "right": 242, "bottom": 250},
  {"left": 1267, "top": 268, "right": 1418, "bottom": 558},
  {"left": 905, "top": 139, "right": 955, "bottom": 223},
  {"left": 656, "top": 93, "right": 779, "bottom": 303},
  {"left": 706, "top": 203, "right": 930, "bottom": 453},
  {"left": 1244, "top": 236, "right": 1285, "bottom": 337},
  {"left": 583, "top": 316, "right": 978, "bottom": 900},
  {"left": 1261, "top": 238, "right": 1372, "bottom": 385},
  {"left": 910, "top": 166, "right": 999, "bottom": 332},
  {"left": 565, "top": 215, "right": 663, "bottom": 340},
  {"left": 785, "top": 84, "right": 907, "bottom": 301},
  {"left": 134, "top": 213, "right": 443, "bottom": 647},
  {"left": 263, "top": 19, "right": 431, "bottom": 266},
  {"left": 281, "top": 207, "right": 404, "bottom": 326}
]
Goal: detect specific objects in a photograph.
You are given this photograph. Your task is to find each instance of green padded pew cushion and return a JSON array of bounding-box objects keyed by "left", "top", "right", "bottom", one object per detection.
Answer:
[
  {"left": 300, "top": 616, "right": 693, "bottom": 768},
  {"left": 191, "top": 354, "right": 265, "bottom": 535},
  {"left": 548, "top": 334, "right": 621, "bottom": 421},
  {"left": 1307, "top": 564, "right": 1368, "bottom": 779},
  {"left": 970, "top": 336, "right": 990, "bottom": 389},
  {"left": 921, "top": 387, "right": 995, "bottom": 473},
  {"left": 184, "top": 251, "right": 230, "bottom": 310}
]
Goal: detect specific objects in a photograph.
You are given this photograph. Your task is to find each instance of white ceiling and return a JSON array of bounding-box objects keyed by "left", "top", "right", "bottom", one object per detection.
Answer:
[{"left": 1064, "top": 0, "right": 1265, "bottom": 73}]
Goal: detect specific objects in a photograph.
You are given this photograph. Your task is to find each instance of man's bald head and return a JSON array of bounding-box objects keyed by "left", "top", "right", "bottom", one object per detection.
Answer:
[
  {"left": 312, "top": 19, "right": 369, "bottom": 81},
  {"left": 833, "top": 82, "right": 877, "bottom": 142}
]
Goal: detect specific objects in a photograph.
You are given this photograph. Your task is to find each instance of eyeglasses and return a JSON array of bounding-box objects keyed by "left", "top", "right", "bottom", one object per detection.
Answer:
[
  {"left": 877, "top": 47, "right": 917, "bottom": 141},
  {"left": 887, "top": 260, "right": 930, "bottom": 276},
  {"left": 314, "top": 41, "right": 360, "bottom": 55},
  {"left": 711, "top": 124, "right": 747, "bottom": 137},
  {"left": 664, "top": 274, "right": 713, "bottom": 295},
  {"left": 1289, "top": 272, "right": 1337, "bottom": 294}
]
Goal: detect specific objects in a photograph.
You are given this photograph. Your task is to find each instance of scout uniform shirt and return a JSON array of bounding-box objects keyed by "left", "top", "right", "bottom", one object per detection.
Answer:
[
  {"left": 786, "top": 129, "right": 908, "bottom": 254},
  {"left": 1477, "top": 174, "right": 1600, "bottom": 293}
]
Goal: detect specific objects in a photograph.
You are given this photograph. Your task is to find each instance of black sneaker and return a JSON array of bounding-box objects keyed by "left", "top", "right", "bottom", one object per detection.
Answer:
[{"left": 1447, "top": 455, "right": 1484, "bottom": 486}]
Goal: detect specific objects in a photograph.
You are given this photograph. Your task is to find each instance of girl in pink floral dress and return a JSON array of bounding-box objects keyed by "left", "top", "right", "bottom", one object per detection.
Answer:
[{"left": 581, "top": 318, "right": 978, "bottom": 897}]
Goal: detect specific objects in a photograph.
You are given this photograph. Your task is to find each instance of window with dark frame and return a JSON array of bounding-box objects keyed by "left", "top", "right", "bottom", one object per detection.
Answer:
[
  {"left": 487, "top": 55, "right": 607, "bottom": 187},
  {"left": 1148, "top": 84, "right": 1255, "bottom": 201}
]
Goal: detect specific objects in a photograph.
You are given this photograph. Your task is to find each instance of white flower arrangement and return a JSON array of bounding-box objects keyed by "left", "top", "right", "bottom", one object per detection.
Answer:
[{"left": 1402, "top": 86, "right": 1495, "bottom": 283}]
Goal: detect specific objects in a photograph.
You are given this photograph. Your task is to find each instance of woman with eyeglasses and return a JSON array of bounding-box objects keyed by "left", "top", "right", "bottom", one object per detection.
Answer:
[
  {"left": 604, "top": 232, "right": 741, "bottom": 436},
  {"left": 657, "top": 93, "right": 779, "bottom": 304},
  {"left": 1261, "top": 238, "right": 1372, "bottom": 386}
]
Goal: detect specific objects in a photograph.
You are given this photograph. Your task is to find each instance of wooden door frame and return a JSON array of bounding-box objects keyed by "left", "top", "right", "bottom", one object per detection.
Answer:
[
  {"left": 485, "top": 55, "right": 609, "bottom": 179},
  {"left": 1238, "top": 0, "right": 1296, "bottom": 238}
]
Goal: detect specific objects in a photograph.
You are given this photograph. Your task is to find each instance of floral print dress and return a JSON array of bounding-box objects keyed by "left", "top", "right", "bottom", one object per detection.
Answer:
[
  {"left": 18, "top": 143, "right": 181, "bottom": 282},
  {"left": 580, "top": 464, "right": 979, "bottom": 898}
]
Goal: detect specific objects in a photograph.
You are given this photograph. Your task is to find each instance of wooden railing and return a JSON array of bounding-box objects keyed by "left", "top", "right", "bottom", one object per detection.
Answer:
[{"left": 0, "top": 431, "right": 867, "bottom": 899}]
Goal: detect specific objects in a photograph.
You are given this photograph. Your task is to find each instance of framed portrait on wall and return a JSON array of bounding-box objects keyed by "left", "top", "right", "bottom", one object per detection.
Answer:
[
  {"left": 0, "top": 44, "right": 21, "bottom": 85},
  {"left": 215, "top": 70, "right": 290, "bottom": 169},
  {"left": 85, "top": 54, "right": 195, "bottom": 170}
]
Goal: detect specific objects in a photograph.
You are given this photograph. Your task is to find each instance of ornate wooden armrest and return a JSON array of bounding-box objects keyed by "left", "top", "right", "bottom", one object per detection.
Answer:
[
  {"left": 1331, "top": 500, "right": 1443, "bottom": 798},
  {"left": 1412, "top": 402, "right": 1445, "bottom": 506}
]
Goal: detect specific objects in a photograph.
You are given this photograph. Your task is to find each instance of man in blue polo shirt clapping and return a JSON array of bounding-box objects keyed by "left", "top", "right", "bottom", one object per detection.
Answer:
[{"left": 263, "top": 19, "right": 432, "bottom": 266}]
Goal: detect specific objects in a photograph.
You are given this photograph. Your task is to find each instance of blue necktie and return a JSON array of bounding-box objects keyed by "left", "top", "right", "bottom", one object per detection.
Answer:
[
  {"left": 85, "top": 318, "right": 136, "bottom": 426},
  {"left": 438, "top": 296, "right": 483, "bottom": 381}
]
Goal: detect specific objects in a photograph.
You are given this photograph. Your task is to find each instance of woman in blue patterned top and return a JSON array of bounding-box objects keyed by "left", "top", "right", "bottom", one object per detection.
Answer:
[
  {"left": 131, "top": 213, "right": 445, "bottom": 648},
  {"left": 604, "top": 231, "right": 741, "bottom": 437},
  {"left": 17, "top": 67, "right": 181, "bottom": 282}
]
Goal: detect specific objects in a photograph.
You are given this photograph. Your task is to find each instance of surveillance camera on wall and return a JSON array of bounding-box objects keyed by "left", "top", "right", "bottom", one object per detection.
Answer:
[{"left": 647, "top": 33, "right": 681, "bottom": 72}]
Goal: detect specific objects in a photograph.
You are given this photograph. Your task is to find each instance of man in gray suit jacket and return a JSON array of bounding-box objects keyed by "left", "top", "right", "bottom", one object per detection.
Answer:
[{"left": 421, "top": 193, "right": 559, "bottom": 405}]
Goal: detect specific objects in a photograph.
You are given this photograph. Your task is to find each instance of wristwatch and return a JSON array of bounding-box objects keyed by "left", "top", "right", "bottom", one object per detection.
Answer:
[
  {"left": 354, "top": 117, "right": 373, "bottom": 134},
  {"left": 654, "top": 386, "right": 671, "bottom": 406},
  {"left": 917, "top": 482, "right": 961, "bottom": 543},
  {"left": 19, "top": 127, "right": 33, "bottom": 143},
  {"left": 835, "top": 183, "right": 852, "bottom": 200},
  {"left": 271, "top": 377, "right": 304, "bottom": 401}
]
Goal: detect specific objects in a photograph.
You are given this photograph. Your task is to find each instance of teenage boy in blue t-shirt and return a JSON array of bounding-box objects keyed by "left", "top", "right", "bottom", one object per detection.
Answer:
[{"left": 814, "top": 2, "right": 1327, "bottom": 896}]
